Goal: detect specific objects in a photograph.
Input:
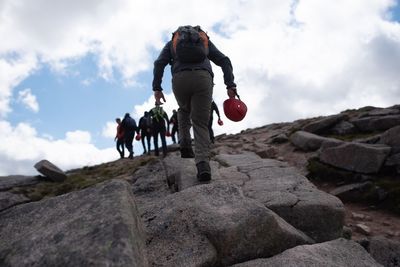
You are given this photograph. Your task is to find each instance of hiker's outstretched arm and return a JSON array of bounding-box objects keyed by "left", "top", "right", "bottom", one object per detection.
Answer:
[
  {"left": 213, "top": 102, "right": 221, "bottom": 118},
  {"left": 153, "top": 42, "right": 172, "bottom": 91},
  {"left": 208, "top": 41, "right": 236, "bottom": 89}
]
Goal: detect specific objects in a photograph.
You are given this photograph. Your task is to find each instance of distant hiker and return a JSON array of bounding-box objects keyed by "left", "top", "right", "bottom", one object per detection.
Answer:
[
  {"left": 138, "top": 111, "right": 152, "bottom": 155},
  {"left": 149, "top": 103, "right": 170, "bottom": 157},
  {"left": 114, "top": 118, "right": 125, "bottom": 158},
  {"left": 169, "top": 109, "right": 179, "bottom": 144},
  {"left": 208, "top": 100, "right": 222, "bottom": 144},
  {"left": 121, "top": 113, "right": 138, "bottom": 159},
  {"left": 152, "top": 25, "right": 237, "bottom": 181}
]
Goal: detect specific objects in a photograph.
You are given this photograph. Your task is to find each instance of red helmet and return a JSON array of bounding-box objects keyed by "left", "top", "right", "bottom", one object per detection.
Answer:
[
  {"left": 223, "top": 98, "right": 247, "bottom": 122},
  {"left": 135, "top": 134, "right": 141, "bottom": 141}
]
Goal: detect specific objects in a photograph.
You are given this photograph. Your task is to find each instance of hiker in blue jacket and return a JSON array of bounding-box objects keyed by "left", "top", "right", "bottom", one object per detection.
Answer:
[
  {"left": 152, "top": 25, "right": 237, "bottom": 181},
  {"left": 121, "top": 113, "right": 138, "bottom": 159}
]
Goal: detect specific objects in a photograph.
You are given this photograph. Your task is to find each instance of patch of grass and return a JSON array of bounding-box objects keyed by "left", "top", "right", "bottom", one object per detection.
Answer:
[
  {"left": 306, "top": 157, "right": 359, "bottom": 182},
  {"left": 11, "top": 156, "right": 156, "bottom": 202}
]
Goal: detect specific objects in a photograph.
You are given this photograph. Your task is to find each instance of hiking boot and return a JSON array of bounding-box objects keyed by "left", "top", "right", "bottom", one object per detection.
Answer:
[
  {"left": 128, "top": 152, "right": 133, "bottom": 159},
  {"left": 196, "top": 161, "right": 211, "bottom": 182},
  {"left": 180, "top": 147, "right": 194, "bottom": 158}
]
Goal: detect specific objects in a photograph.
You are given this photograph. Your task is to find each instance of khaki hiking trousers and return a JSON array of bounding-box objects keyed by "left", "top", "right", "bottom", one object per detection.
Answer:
[{"left": 172, "top": 70, "right": 213, "bottom": 164}]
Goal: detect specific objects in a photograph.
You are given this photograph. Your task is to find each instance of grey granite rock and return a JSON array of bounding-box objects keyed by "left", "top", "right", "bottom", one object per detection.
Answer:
[
  {"left": 142, "top": 182, "right": 312, "bottom": 267},
  {"left": 0, "top": 191, "right": 29, "bottom": 211},
  {"left": 351, "top": 115, "right": 400, "bottom": 132},
  {"left": 302, "top": 114, "right": 348, "bottom": 134},
  {"left": 0, "top": 179, "right": 147, "bottom": 267},
  {"left": 290, "top": 130, "right": 343, "bottom": 152},
  {"left": 233, "top": 238, "right": 382, "bottom": 267},
  {"left": 0, "top": 175, "right": 40, "bottom": 191},
  {"left": 215, "top": 153, "right": 345, "bottom": 242},
  {"left": 34, "top": 159, "right": 67, "bottom": 182},
  {"left": 319, "top": 142, "right": 391, "bottom": 173},
  {"left": 367, "top": 236, "right": 400, "bottom": 267}
]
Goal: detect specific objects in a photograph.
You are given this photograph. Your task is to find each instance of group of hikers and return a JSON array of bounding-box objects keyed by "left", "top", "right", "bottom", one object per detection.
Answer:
[
  {"left": 114, "top": 100, "right": 223, "bottom": 159},
  {"left": 116, "top": 24, "right": 240, "bottom": 182}
]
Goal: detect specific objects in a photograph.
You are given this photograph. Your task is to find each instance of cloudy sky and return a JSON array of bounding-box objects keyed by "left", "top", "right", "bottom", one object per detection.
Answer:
[{"left": 1, "top": 0, "right": 400, "bottom": 176}]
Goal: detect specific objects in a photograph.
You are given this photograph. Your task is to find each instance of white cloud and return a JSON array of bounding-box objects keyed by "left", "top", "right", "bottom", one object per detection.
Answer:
[
  {"left": 102, "top": 121, "right": 117, "bottom": 139},
  {"left": 0, "top": 121, "right": 117, "bottom": 175},
  {"left": 17, "top": 88, "right": 39, "bottom": 112},
  {"left": 1, "top": 0, "right": 400, "bottom": 175},
  {"left": 65, "top": 130, "right": 91, "bottom": 144}
]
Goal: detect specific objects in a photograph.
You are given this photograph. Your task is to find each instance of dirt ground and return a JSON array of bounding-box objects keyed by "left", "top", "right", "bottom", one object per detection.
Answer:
[{"left": 314, "top": 181, "right": 400, "bottom": 242}]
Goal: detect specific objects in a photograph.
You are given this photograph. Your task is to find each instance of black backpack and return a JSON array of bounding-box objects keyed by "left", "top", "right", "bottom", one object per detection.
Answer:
[{"left": 172, "top": 25, "right": 209, "bottom": 63}]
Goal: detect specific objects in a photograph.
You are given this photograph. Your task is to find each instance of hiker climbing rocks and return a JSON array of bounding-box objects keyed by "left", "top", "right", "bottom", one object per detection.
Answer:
[
  {"left": 121, "top": 113, "right": 138, "bottom": 159},
  {"left": 208, "top": 100, "right": 223, "bottom": 144},
  {"left": 152, "top": 25, "right": 238, "bottom": 181},
  {"left": 138, "top": 111, "right": 152, "bottom": 155},
  {"left": 149, "top": 103, "right": 170, "bottom": 157},
  {"left": 169, "top": 109, "right": 179, "bottom": 144},
  {"left": 114, "top": 118, "right": 125, "bottom": 158}
]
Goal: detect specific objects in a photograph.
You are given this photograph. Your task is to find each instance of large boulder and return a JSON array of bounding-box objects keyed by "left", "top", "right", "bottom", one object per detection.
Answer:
[
  {"left": 302, "top": 114, "right": 348, "bottom": 134},
  {"left": 330, "top": 120, "right": 357, "bottom": 135},
  {"left": 364, "top": 236, "right": 400, "bottom": 267},
  {"left": 378, "top": 125, "right": 400, "bottom": 147},
  {"left": 365, "top": 108, "right": 399, "bottom": 117},
  {"left": 351, "top": 115, "right": 400, "bottom": 132},
  {"left": 34, "top": 160, "right": 67, "bottom": 182},
  {"left": 290, "top": 131, "right": 343, "bottom": 152},
  {"left": 142, "top": 182, "right": 312, "bottom": 267},
  {"left": 233, "top": 238, "right": 382, "bottom": 267},
  {"left": 329, "top": 182, "right": 373, "bottom": 202},
  {"left": 215, "top": 153, "right": 345, "bottom": 242},
  {"left": 319, "top": 142, "right": 391, "bottom": 173},
  {"left": 0, "top": 179, "right": 148, "bottom": 267}
]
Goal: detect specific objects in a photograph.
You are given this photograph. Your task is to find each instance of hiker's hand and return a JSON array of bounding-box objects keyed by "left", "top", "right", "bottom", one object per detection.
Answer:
[
  {"left": 154, "top": 90, "right": 166, "bottom": 105},
  {"left": 227, "top": 87, "right": 237, "bottom": 98}
]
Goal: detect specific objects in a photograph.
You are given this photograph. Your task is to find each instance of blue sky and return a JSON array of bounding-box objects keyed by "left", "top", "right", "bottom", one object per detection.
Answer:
[
  {"left": 9, "top": 54, "right": 159, "bottom": 148},
  {"left": 1, "top": 0, "right": 400, "bottom": 175}
]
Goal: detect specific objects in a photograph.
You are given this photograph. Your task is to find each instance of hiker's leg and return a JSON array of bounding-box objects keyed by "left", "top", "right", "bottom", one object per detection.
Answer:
[
  {"left": 146, "top": 133, "right": 151, "bottom": 154},
  {"left": 208, "top": 117, "right": 214, "bottom": 143},
  {"left": 160, "top": 126, "right": 167, "bottom": 156},
  {"left": 172, "top": 72, "right": 193, "bottom": 149},
  {"left": 171, "top": 126, "right": 177, "bottom": 144},
  {"left": 125, "top": 133, "right": 134, "bottom": 159},
  {"left": 190, "top": 70, "right": 213, "bottom": 164},
  {"left": 140, "top": 130, "right": 146, "bottom": 153},
  {"left": 153, "top": 128, "right": 159, "bottom": 156},
  {"left": 116, "top": 139, "right": 123, "bottom": 157}
]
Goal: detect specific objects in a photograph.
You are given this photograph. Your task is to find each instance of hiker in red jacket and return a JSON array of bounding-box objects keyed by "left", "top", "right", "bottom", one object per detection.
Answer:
[{"left": 114, "top": 118, "right": 125, "bottom": 158}]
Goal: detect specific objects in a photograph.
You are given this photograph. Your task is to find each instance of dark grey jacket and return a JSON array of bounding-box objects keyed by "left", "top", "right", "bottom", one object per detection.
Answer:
[{"left": 152, "top": 40, "right": 236, "bottom": 91}]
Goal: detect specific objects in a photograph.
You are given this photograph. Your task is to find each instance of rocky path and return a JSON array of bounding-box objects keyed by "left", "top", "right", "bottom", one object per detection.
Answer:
[
  {"left": 0, "top": 151, "right": 385, "bottom": 266},
  {"left": 130, "top": 151, "right": 384, "bottom": 266}
]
